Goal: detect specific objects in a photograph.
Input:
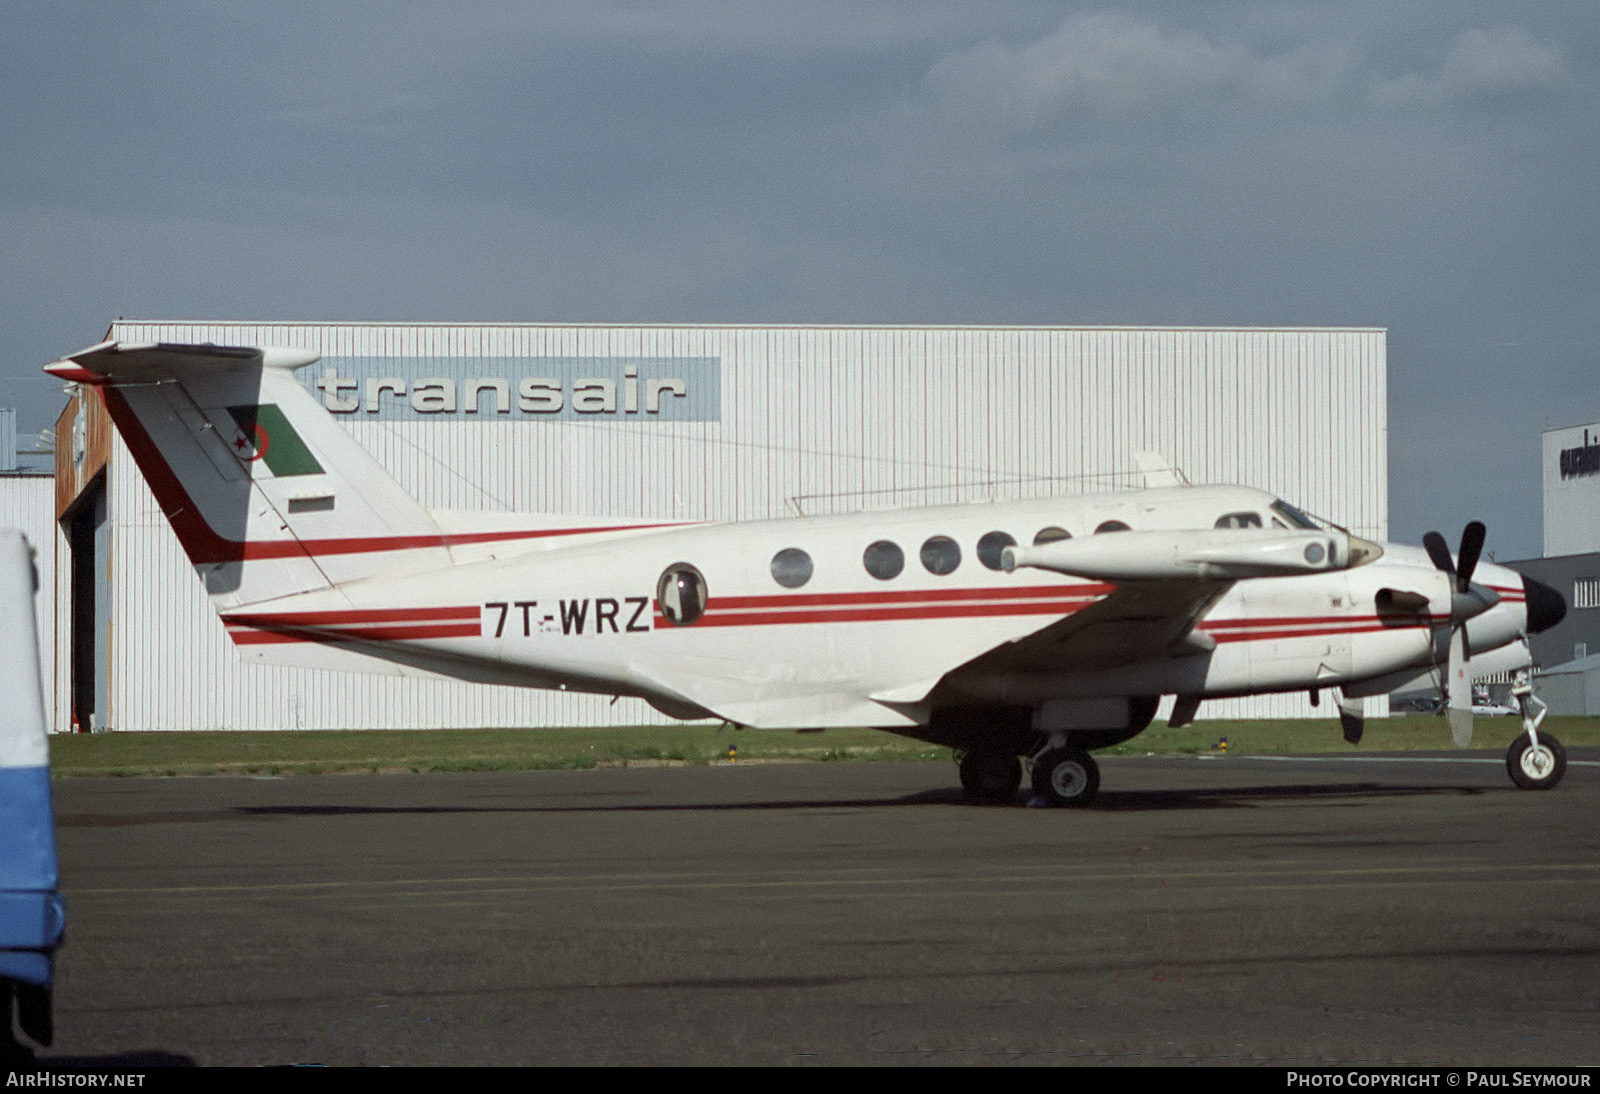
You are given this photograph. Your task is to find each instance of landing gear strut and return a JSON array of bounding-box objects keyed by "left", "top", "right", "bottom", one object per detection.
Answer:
[{"left": 1507, "top": 669, "right": 1565, "bottom": 791}]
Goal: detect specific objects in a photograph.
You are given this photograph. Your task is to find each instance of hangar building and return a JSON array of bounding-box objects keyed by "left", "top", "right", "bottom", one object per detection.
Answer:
[
  {"left": 1505, "top": 420, "right": 1600, "bottom": 712},
  {"left": 50, "top": 322, "right": 1388, "bottom": 732}
]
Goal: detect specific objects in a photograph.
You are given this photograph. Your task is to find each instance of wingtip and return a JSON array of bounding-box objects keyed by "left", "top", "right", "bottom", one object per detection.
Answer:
[{"left": 43, "top": 360, "right": 106, "bottom": 385}]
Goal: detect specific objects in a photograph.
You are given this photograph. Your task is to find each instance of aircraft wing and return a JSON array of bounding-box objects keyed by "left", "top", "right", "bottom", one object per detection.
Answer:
[{"left": 945, "top": 579, "right": 1231, "bottom": 678}]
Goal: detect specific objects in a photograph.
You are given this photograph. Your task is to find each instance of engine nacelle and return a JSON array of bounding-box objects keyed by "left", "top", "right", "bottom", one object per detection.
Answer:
[{"left": 1002, "top": 528, "right": 1372, "bottom": 581}]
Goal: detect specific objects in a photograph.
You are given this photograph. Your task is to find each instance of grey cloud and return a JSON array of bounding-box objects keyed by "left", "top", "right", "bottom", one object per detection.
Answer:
[
  {"left": 1370, "top": 26, "right": 1568, "bottom": 106},
  {"left": 922, "top": 12, "right": 1357, "bottom": 129},
  {"left": 2, "top": 2, "right": 1596, "bottom": 559},
  {"left": 924, "top": 12, "right": 1568, "bottom": 131}
]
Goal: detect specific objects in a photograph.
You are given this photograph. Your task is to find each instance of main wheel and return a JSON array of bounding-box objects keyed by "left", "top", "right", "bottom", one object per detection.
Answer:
[
  {"left": 1030, "top": 747, "right": 1100, "bottom": 807},
  {"left": 1507, "top": 733, "right": 1566, "bottom": 790},
  {"left": 958, "top": 750, "right": 1022, "bottom": 801}
]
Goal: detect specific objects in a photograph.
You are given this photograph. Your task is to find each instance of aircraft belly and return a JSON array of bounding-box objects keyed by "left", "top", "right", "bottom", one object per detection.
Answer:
[{"left": 629, "top": 615, "right": 1045, "bottom": 729}]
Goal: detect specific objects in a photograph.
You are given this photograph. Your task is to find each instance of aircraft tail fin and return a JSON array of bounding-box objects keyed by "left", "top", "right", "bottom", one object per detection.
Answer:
[
  {"left": 0, "top": 531, "right": 63, "bottom": 1056},
  {"left": 46, "top": 341, "right": 451, "bottom": 609}
]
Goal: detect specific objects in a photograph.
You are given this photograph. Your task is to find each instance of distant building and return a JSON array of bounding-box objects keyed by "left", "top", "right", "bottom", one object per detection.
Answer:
[
  {"left": 0, "top": 413, "right": 56, "bottom": 712},
  {"left": 1506, "top": 420, "right": 1600, "bottom": 712},
  {"left": 1543, "top": 421, "right": 1600, "bottom": 557}
]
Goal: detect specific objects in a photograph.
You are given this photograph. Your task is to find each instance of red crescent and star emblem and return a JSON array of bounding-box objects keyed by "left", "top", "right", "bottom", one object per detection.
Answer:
[{"left": 232, "top": 423, "right": 270, "bottom": 461}]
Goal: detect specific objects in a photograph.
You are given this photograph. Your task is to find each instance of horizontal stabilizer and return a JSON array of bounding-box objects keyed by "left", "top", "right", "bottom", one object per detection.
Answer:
[{"left": 44, "top": 340, "right": 319, "bottom": 383}]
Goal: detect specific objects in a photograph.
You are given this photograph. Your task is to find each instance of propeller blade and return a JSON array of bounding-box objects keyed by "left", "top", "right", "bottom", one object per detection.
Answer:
[
  {"left": 1422, "top": 531, "right": 1455, "bottom": 581},
  {"left": 1447, "top": 625, "right": 1473, "bottom": 747},
  {"left": 1456, "top": 521, "right": 1486, "bottom": 592},
  {"left": 1421, "top": 522, "right": 1489, "bottom": 747}
]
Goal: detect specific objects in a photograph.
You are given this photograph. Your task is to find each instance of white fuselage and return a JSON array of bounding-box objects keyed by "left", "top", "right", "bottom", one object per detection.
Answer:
[{"left": 222, "top": 484, "right": 1531, "bottom": 730}]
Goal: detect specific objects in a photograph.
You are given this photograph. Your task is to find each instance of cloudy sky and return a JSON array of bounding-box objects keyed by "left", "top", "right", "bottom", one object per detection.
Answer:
[{"left": 3, "top": 2, "right": 1594, "bottom": 558}]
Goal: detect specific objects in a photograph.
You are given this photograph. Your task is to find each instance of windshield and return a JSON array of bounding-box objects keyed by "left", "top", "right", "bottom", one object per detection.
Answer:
[
  {"left": 1271, "top": 498, "right": 1385, "bottom": 566},
  {"left": 1270, "top": 500, "right": 1320, "bottom": 530}
]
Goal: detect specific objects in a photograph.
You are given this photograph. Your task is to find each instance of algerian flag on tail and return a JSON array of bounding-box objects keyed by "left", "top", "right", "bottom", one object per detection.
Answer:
[{"left": 224, "top": 404, "right": 325, "bottom": 477}]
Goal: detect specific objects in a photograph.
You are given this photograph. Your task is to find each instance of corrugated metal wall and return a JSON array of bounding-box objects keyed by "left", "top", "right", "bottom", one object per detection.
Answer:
[{"left": 79, "top": 323, "right": 1387, "bottom": 730}]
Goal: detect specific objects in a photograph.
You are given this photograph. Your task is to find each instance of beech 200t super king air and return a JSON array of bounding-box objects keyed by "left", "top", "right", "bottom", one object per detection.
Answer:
[{"left": 45, "top": 341, "right": 1571, "bottom": 805}]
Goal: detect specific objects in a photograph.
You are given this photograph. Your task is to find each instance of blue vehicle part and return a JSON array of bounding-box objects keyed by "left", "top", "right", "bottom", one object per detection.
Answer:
[{"left": 0, "top": 530, "right": 61, "bottom": 1054}]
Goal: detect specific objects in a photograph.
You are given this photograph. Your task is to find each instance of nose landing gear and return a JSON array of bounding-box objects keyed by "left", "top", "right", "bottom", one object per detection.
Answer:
[
  {"left": 1507, "top": 669, "right": 1565, "bottom": 790},
  {"left": 1508, "top": 732, "right": 1566, "bottom": 790}
]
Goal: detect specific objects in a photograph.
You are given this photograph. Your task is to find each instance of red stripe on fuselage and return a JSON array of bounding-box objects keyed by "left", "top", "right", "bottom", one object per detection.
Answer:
[
  {"left": 227, "top": 622, "right": 481, "bottom": 645},
  {"left": 1207, "top": 622, "right": 1433, "bottom": 644},
  {"left": 1201, "top": 613, "right": 1449, "bottom": 631},
  {"left": 653, "top": 583, "right": 1102, "bottom": 628},
  {"left": 662, "top": 597, "right": 1100, "bottom": 629},
  {"left": 1202, "top": 613, "right": 1446, "bottom": 643},
  {"left": 222, "top": 606, "right": 479, "bottom": 627},
  {"left": 706, "top": 583, "right": 1112, "bottom": 610}
]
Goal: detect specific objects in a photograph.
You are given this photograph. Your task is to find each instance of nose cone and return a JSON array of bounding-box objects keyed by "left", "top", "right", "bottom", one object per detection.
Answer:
[{"left": 1524, "top": 577, "right": 1567, "bottom": 634}]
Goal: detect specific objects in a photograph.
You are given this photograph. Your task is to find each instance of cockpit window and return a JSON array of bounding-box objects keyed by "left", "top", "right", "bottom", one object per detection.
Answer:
[
  {"left": 1215, "top": 512, "right": 1263, "bottom": 529},
  {"left": 1270, "top": 500, "right": 1320, "bottom": 530}
]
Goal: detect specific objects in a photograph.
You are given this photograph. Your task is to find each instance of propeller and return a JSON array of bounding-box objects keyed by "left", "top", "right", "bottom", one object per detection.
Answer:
[{"left": 1420, "top": 522, "right": 1497, "bottom": 747}]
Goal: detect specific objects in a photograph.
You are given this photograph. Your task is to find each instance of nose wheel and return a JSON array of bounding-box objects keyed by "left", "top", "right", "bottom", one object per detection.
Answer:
[
  {"left": 1507, "top": 732, "right": 1565, "bottom": 790},
  {"left": 1506, "top": 669, "right": 1564, "bottom": 790}
]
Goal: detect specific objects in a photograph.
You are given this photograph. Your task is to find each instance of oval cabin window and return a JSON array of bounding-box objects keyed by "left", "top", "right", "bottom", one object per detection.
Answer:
[
  {"left": 770, "top": 548, "right": 813, "bottom": 589},
  {"left": 920, "top": 535, "right": 961, "bottom": 576},
  {"left": 863, "top": 540, "right": 905, "bottom": 580},
  {"left": 977, "top": 531, "right": 1016, "bottom": 571}
]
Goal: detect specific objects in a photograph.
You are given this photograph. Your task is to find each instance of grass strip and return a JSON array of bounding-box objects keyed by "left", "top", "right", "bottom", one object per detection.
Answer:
[
  {"left": 46, "top": 717, "right": 1600, "bottom": 778},
  {"left": 47, "top": 725, "right": 944, "bottom": 777}
]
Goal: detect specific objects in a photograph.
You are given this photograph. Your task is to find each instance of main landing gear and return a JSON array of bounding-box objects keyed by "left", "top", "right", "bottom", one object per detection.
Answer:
[
  {"left": 1507, "top": 669, "right": 1566, "bottom": 791},
  {"left": 1030, "top": 746, "right": 1099, "bottom": 807},
  {"left": 957, "top": 750, "right": 1022, "bottom": 801},
  {"left": 956, "top": 745, "right": 1100, "bottom": 806}
]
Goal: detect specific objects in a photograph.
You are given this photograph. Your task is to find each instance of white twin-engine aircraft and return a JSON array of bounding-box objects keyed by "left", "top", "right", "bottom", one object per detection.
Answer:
[{"left": 46, "top": 341, "right": 1571, "bottom": 805}]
